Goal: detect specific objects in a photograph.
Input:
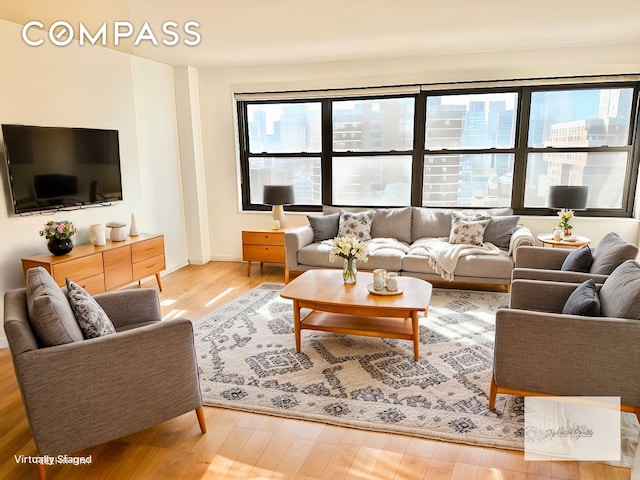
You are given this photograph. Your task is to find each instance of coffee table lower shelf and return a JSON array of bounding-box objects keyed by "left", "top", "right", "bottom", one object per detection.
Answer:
[{"left": 298, "top": 310, "right": 419, "bottom": 360}]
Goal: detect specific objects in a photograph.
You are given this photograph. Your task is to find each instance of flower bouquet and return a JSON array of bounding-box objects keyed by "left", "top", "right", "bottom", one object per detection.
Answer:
[
  {"left": 329, "top": 236, "right": 368, "bottom": 284},
  {"left": 39, "top": 220, "right": 76, "bottom": 255},
  {"left": 556, "top": 209, "right": 574, "bottom": 236}
]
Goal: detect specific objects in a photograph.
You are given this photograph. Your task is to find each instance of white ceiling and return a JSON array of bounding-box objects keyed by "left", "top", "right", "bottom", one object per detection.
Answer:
[{"left": 2, "top": 0, "right": 640, "bottom": 68}]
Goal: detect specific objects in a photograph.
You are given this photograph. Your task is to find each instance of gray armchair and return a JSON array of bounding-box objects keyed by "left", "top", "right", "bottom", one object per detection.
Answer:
[
  {"left": 490, "top": 262, "right": 640, "bottom": 419},
  {"left": 4, "top": 284, "right": 206, "bottom": 480},
  {"left": 512, "top": 232, "right": 638, "bottom": 284}
]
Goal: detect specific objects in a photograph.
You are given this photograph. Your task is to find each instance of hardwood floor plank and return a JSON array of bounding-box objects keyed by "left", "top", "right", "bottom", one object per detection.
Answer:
[{"left": 0, "top": 261, "right": 631, "bottom": 480}]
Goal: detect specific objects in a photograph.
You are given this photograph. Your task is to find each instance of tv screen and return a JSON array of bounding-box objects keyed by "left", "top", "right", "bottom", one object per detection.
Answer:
[{"left": 1, "top": 124, "right": 123, "bottom": 215}]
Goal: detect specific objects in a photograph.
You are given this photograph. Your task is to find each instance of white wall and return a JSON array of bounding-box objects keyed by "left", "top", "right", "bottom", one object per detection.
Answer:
[
  {"left": 197, "top": 43, "right": 640, "bottom": 261},
  {"left": 0, "top": 20, "right": 187, "bottom": 346}
]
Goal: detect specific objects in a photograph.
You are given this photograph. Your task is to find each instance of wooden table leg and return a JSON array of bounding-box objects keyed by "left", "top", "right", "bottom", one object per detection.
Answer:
[
  {"left": 246, "top": 261, "right": 252, "bottom": 276},
  {"left": 155, "top": 272, "right": 163, "bottom": 292},
  {"left": 293, "top": 300, "right": 301, "bottom": 352},
  {"left": 412, "top": 311, "right": 420, "bottom": 361}
]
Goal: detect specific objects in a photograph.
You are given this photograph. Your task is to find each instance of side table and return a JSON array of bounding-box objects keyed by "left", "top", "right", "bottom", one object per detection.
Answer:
[
  {"left": 242, "top": 228, "right": 289, "bottom": 276},
  {"left": 537, "top": 233, "right": 591, "bottom": 248}
]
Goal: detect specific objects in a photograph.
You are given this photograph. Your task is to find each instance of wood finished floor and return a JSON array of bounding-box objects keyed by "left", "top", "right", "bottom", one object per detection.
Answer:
[{"left": 0, "top": 261, "right": 631, "bottom": 479}]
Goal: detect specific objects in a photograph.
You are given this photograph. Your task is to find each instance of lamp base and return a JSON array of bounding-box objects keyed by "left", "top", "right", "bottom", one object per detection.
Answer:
[{"left": 272, "top": 205, "right": 286, "bottom": 229}]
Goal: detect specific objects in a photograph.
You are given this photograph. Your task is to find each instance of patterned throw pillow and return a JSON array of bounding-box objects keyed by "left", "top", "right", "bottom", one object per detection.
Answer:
[
  {"left": 449, "top": 213, "right": 490, "bottom": 246},
  {"left": 337, "top": 210, "right": 374, "bottom": 241},
  {"left": 66, "top": 278, "right": 116, "bottom": 339}
]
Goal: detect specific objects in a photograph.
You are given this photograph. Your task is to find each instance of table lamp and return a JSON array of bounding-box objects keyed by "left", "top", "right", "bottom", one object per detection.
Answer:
[
  {"left": 548, "top": 185, "right": 588, "bottom": 239},
  {"left": 263, "top": 185, "right": 295, "bottom": 229}
]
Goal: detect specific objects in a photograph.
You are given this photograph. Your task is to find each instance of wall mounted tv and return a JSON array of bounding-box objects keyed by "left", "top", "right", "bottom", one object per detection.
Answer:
[{"left": 1, "top": 124, "right": 123, "bottom": 215}]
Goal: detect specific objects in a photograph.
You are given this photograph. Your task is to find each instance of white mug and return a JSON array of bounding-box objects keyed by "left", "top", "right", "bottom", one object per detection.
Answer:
[
  {"left": 385, "top": 272, "right": 399, "bottom": 292},
  {"left": 373, "top": 269, "right": 386, "bottom": 291},
  {"left": 89, "top": 224, "right": 106, "bottom": 246}
]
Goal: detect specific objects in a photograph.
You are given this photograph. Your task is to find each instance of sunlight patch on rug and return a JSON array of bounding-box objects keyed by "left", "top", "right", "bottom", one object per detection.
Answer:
[{"left": 194, "top": 282, "right": 524, "bottom": 449}]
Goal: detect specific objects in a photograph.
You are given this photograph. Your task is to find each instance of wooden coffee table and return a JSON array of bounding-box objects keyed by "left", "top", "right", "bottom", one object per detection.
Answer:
[{"left": 280, "top": 270, "right": 432, "bottom": 361}]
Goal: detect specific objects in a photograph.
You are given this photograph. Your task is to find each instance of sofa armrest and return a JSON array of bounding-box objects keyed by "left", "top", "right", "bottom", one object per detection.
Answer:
[
  {"left": 508, "top": 226, "right": 535, "bottom": 259},
  {"left": 13, "top": 318, "right": 202, "bottom": 454},
  {"left": 285, "top": 225, "right": 315, "bottom": 271},
  {"left": 494, "top": 309, "right": 640, "bottom": 405},
  {"left": 509, "top": 279, "right": 584, "bottom": 312},
  {"left": 94, "top": 288, "right": 162, "bottom": 329},
  {"left": 512, "top": 268, "right": 609, "bottom": 284},
  {"left": 514, "top": 245, "right": 572, "bottom": 269}
]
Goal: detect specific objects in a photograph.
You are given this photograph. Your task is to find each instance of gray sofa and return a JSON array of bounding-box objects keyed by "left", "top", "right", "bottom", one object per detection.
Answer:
[{"left": 285, "top": 206, "right": 534, "bottom": 288}]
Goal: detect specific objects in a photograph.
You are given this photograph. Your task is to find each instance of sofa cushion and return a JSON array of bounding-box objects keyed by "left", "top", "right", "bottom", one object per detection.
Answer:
[
  {"left": 561, "top": 245, "right": 593, "bottom": 273},
  {"left": 66, "top": 278, "right": 116, "bottom": 339},
  {"left": 307, "top": 213, "right": 340, "bottom": 242},
  {"left": 599, "top": 260, "right": 640, "bottom": 319},
  {"left": 449, "top": 213, "right": 490, "bottom": 246},
  {"left": 562, "top": 279, "right": 601, "bottom": 316},
  {"left": 591, "top": 232, "right": 639, "bottom": 275},
  {"left": 371, "top": 207, "right": 412, "bottom": 244},
  {"left": 411, "top": 208, "right": 452, "bottom": 241},
  {"left": 484, "top": 216, "right": 520, "bottom": 250},
  {"left": 338, "top": 210, "right": 374, "bottom": 241},
  {"left": 25, "top": 266, "right": 83, "bottom": 347}
]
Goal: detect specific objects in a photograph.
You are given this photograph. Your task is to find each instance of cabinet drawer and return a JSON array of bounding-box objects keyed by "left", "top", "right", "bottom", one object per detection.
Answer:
[
  {"left": 132, "top": 236, "right": 164, "bottom": 262},
  {"left": 243, "top": 245, "right": 285, "bottom": 263},
  {"left": 242, "top": 231, "right": 284, "bottom": 246},
  {"left": 52, "top": 254, "right": 103, "bottom": 286},
  {"left": 103, "top": 247, "right": 133, "bottom": 291},
  {"left": 133, "top": 254, "right": 166, "bottom": 280},
  {"left": 72, "top": 273, "right": 106, "bottom": 295}
]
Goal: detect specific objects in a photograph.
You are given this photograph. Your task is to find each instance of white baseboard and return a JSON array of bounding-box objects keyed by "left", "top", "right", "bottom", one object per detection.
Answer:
[{"left": 0, "top": 336, "right": 7, "bottom": 349}]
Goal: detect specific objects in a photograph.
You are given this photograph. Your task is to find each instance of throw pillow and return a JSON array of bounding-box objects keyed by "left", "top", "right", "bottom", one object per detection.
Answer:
[
  {"left": 26, "top": 266, "right": 84, "bottom": 347},
  {"left": 599, "top": 260, "right": 640, "bottom": 319},
  {"left": 590, "top": 232, "right": 639, "bottom": 275},
  {"left": 338, "top": 210, "right": 374, "bottom": 241},
  {"left": 448, "top": 213, "right": 490, "bottom": 246},
  {"left": 562, "top": 279, "right": 601, "bottom": 316},
  {"left": 307, "top": 213, "right": 340, "bottom": 242},
  {"left": 483, "top": 216, "right": 520, "bottom": 250},
  {"left": 561, "top": 245, "right": 594, "bottom": 272},
  {"left": 66, "top": 278, "right": 116, "bottom": 339}
]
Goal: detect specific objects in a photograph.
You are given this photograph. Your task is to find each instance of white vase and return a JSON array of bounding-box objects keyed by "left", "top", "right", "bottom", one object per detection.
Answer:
[{"left": 130, "top": 213, "right": 139, "bottom": 236}]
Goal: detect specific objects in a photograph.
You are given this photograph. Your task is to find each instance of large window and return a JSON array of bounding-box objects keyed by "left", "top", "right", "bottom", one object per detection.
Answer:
[{"left": 237, "top": 78, "right": 640, "bottom": 216}]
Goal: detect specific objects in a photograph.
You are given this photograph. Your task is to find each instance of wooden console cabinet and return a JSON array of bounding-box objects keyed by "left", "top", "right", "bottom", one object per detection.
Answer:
[{"left": 22, "top": 233, "right": 165, "bottom": 295}]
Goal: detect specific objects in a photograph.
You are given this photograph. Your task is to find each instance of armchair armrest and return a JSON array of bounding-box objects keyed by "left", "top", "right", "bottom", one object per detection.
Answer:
[
  {"left": 509, "top": 279, "right": 587, "bottom": 312},
  {"left": 508, "top": 226, "right": 534, "bottom": 259},
  {"left": 512, "top": 268, "right": 609, "bottom": 284},
  {"left": 494, "top": 309, "right": 640, "bottom": 405},
  {"left": 13, "top": 318, "right": 202, "bottom": 454},
  {"left": 94, "top": 288, "right": 162, "bottom": 329},
  {"left": 514, "top": 245, "right": 572, "bottom": 269},
  {"left": 284, "top": 225, "right": 314, "bottom": 271}
]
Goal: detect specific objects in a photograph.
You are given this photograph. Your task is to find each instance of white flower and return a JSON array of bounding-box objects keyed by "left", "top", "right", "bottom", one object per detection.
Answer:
[{"left": 329, "top": 236, "right": 368, "bottom": 263}]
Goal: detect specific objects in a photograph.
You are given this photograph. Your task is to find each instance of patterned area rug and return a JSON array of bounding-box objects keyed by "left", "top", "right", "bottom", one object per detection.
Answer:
[{"left": 194, "top": 283, "right": 525, "bottom": 449}]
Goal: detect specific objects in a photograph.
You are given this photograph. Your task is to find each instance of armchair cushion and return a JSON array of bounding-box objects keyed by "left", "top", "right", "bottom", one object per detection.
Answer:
[
  {"left": 25, "top": 267, "right": 83, "bottom": 347},
  {"left": 307, "top": 213, "right": 339, "bottom": 242},
  {"left": 591, "top": 232, "right": 639, "bottom": 275},
  {"left": 600, "top": 260, "right": 640, "bottom": 319},
  {"left": 66, "top": 278, "right": 116, "bottom": 339},
  {"left": 562, "top": 279, "right": 601, "bottom": 316},
  {"left": 561, "top": 245, "right": 593, "bottom": 272}
]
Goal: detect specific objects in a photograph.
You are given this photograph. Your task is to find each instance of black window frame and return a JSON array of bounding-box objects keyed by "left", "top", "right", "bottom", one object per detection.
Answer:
[{"left": 236, "top": 77, "right": 640, "bottom": 218}]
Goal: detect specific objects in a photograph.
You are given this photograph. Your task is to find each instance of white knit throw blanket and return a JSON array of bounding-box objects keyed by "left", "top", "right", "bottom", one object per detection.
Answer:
[{"left": 408, "top": 237, "right": 501, "bottom": 281}]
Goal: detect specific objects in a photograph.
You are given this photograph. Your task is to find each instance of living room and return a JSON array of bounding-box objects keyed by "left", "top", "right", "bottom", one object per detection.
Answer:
[{"left": 1, "top": 1, "right": 639, "bottom": 478}]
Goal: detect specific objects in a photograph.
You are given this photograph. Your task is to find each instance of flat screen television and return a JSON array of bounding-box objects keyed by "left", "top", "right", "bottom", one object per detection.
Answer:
[{"left": 1, "top": 124, "right": 123, "bottom": 215}]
